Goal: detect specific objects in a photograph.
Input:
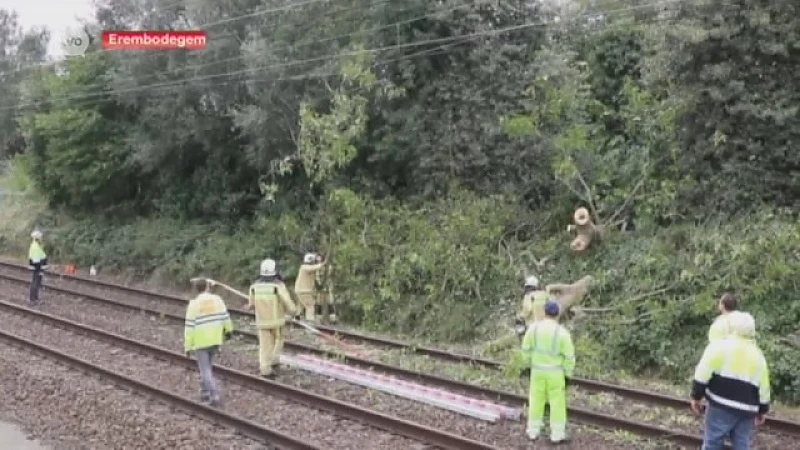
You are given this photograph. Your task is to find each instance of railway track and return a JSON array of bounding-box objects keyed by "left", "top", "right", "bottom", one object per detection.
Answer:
[
  {"left": 0, "top": 263, "right": 719, "bottom": 409},
  {"left": 0, "top": 320, "right": 319, "bottom": 449},
  {"left": 0, "top": 298, "right": 495, "bottom": 450},
  {"left": 0, "top": 265, "right": 749, "bottom": 448},
  {"left": 6, "top": 261, "right": 800, "bottom": 435},
  {"left": 2, "top": 262, "right": 799, "bottom": 447}
]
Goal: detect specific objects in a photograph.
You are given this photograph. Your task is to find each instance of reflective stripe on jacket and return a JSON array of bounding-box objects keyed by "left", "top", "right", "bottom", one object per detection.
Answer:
[
  {"left": 521, "top": 318, "right": 575, "bottom": 376},
  {"left": 249, "top": 281, "right": 296, "bottom": 328},
  {"left": 692, "top": 336, "right": 770, "bottom": 414},
  {"left": 184, "top": 293, "right": 233, "bottom": 352},
  {"left": 521, "top": 290, "right": 549, "bottom": 324}
]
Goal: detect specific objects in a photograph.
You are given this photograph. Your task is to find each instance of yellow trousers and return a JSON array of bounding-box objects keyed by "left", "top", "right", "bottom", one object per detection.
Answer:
[
  {"left": 257, "top": 327, "right": 284, "bottom": 375},
  {"left": 296, "top": 292, "right": 317, "bottom": 321}
]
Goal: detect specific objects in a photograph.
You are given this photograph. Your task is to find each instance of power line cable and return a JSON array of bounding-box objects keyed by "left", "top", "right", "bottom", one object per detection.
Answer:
[
  {"left": 3, "top": 0, "right": 682, "bottom": 111},
  {"left": 0, "top": 0, "right": 337, "bottom": 77},
  {"left": 27, "top": 1, "right": 476, "bottom": 94}
]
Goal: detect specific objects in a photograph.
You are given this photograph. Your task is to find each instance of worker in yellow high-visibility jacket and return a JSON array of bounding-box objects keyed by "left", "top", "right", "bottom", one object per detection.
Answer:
[
  {"left": 294, "top": 253, "right": 326, "bottom": 322},
  {"left": 184, "top": 279, "right": 233, "bottom": 406},
  {"left": 708, "top": 292, "right": 741, "bottom": 343},
  {"left": 28, "top": 229, "right": 48, "bottom": 306},
  {"left": 691, "top": 311, "right": 770, "bottom": 449},
  {"left": 247, "top": 259, "right": 296, "bottom": 378},
  {"left": 521, "top": 300, "right": 575, "bottom": 443}
]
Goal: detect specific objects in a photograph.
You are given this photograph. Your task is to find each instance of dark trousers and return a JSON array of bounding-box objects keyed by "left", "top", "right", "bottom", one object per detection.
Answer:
[{"left": 29, "top": 270, "right": 43, "bottom": 304}]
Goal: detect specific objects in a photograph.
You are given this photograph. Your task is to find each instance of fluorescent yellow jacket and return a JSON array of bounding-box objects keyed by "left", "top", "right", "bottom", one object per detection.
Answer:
[
  {"left": 248, "top": 280, "right": 296, "bottom": 329},
  {"left": 28, "top": 240, "right": 48, "bottom": 270},
  {"left": 692, "top": 336, "right": 770, "bottom": 414},
  {"left": 521, "top": 290, "right": 549, "bottom": 324},
  {"left": 184, "top": 293, "right": 233, "bottom": 352},
  {"left": 521, "top": 318, "right": 575, "bottom": 377}
]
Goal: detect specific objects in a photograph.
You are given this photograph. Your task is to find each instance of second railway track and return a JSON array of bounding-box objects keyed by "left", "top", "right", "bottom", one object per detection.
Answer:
[
  {"left": 0, "top": 298, "right": 495, "bottom": 450},
  {"left": 1, "top": 261, "right": 799, "bottom": 448}
]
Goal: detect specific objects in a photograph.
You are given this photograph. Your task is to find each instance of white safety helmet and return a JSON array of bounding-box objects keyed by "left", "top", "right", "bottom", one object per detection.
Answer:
[
  {"left": 31, "top": 230, "right": 43, "bottom": 240},
  {"left": 303, "top": 253, "right": 316, "bottom": 264},
  {"left": 524, "top": 275, "right": 540, "bottom": 288},
  {"left": 260, "top": 259, "right": 277, "bottom": 276},
  {"left": 728, "top": 311, "right": 756, "bottom": 338}
]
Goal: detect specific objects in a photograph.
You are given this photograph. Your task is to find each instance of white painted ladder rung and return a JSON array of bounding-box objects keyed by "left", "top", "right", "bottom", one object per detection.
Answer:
[{"left": 280, "top": 354, "right": 521, "bottom": 422}]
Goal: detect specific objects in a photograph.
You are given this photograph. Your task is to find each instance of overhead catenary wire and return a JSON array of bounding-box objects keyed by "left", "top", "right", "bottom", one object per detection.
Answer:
[
  {"left": 0, "top": 0, "right": 348, "bottom": 77},
  {"left": 0, "top": 0, "right": 673, "bottom": 80},
  {"left": 0, "top": 0, "right": 462, "bottom": 80},
  {"left": 14, "top": 0, "right": 477, "bottom": 96},
  {"left": 4, "top": 41, "right": 466, "bottom": 117},
  {"left": 2, "top": 0, "right": 683, "bottom": 113}
]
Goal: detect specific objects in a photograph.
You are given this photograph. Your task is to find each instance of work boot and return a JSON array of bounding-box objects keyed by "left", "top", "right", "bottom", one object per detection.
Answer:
[
  {"left": 261, "top": 372, "right": 275, "bottom": 379},
  {"left": 209, "top": 397, "right": 222, "bottom": 407},
  {"left": 526, "top": 421, "right": 541, "bottom": 441}
]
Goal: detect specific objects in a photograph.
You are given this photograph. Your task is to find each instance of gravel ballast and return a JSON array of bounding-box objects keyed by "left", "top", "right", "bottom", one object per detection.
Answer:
[
  {"left": 1, "top": 279, "right": 675, "bottom": 449},
  {"left": 0, "top": 338, "right": 265, "bottom": 450},
  {"left": 0, "top": 306, "right": 418, "bottom": 450}
]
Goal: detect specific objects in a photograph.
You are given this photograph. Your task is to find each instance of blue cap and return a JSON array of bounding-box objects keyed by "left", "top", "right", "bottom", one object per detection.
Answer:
[{"left": 544, "top": 300, "right": 560, "bottom": 316}]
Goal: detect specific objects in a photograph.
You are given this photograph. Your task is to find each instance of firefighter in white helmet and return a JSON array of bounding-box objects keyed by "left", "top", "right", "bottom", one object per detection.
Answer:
[
  {"left": 515, "top": 275, "right": 549, "bottom": 334},
  {"left": 246, "top": 259, "right": 296, "bottom": 378},
  {"left": 294, "top": 253, "right": 326, "bottom": 322},
  {"left": 28, "top": 229, "right": 48, "bottom": 306}
]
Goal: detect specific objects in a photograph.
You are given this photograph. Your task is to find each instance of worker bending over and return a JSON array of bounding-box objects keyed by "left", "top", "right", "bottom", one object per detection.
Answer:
[
  {"left": 184, "top": 279, "right": 233, "bottom": 406},
  {"left": 294, "top": 253, "right": 326, "bottom": 322},
  {"left": 691, "top": 312, "right": 770, "bottom": 450},
  {"left": 247, "top": 259, "right": 296, "bottom": 378},
  {"left": 521, "top": 300, "right": 575, "bottom": 443},
  {"left": 517, "top": 276, "right": 549, "bottom": 332},
  {"left": 28, "top": 229, "right": 48, "bottom": 306},
  {"left": 708, "top": 292, "right": 742, "bottom": 343}
]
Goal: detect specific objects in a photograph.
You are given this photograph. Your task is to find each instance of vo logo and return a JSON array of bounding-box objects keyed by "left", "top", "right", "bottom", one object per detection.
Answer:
[{"left": 61, "top": 26, "right": 91, "bottom": 57}]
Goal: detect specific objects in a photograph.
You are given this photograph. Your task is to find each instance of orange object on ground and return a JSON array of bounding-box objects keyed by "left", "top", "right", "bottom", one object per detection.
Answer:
[{"left": 64, "top": 264, "right": 76, "bottom": 274}]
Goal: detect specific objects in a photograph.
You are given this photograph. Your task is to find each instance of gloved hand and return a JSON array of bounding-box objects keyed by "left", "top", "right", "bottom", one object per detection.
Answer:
[
  {"left": 224, "top": 331, "right": 233, "bottom": 341},
  {"left": 565, "top": 377, "right": 571, "bottom": 388},
  {"left": 514, "top": 316, "right": 527, "bottom": 336},
  {"left": 520, "top": 368, "right": 531, "bottom": 379}
]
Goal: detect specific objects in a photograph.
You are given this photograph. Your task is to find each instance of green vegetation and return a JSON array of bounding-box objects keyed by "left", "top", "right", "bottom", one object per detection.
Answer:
[{"left": 1, "top": 1, "right": 799, "bottom": 402}]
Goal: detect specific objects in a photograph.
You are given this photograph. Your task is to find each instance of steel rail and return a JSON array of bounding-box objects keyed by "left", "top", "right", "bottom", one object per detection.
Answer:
[
  {"left": 3, "top": 263, "right": 798, "bottom": 439},
  {"left": 0, "top": 299, "right": 497, "bottom": 450},
  {"left": 0, "top": 326, "right": 320, "bottom": 450},
  {"left": 0, "top": 279, "right": 718, "bottom": 447}
]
